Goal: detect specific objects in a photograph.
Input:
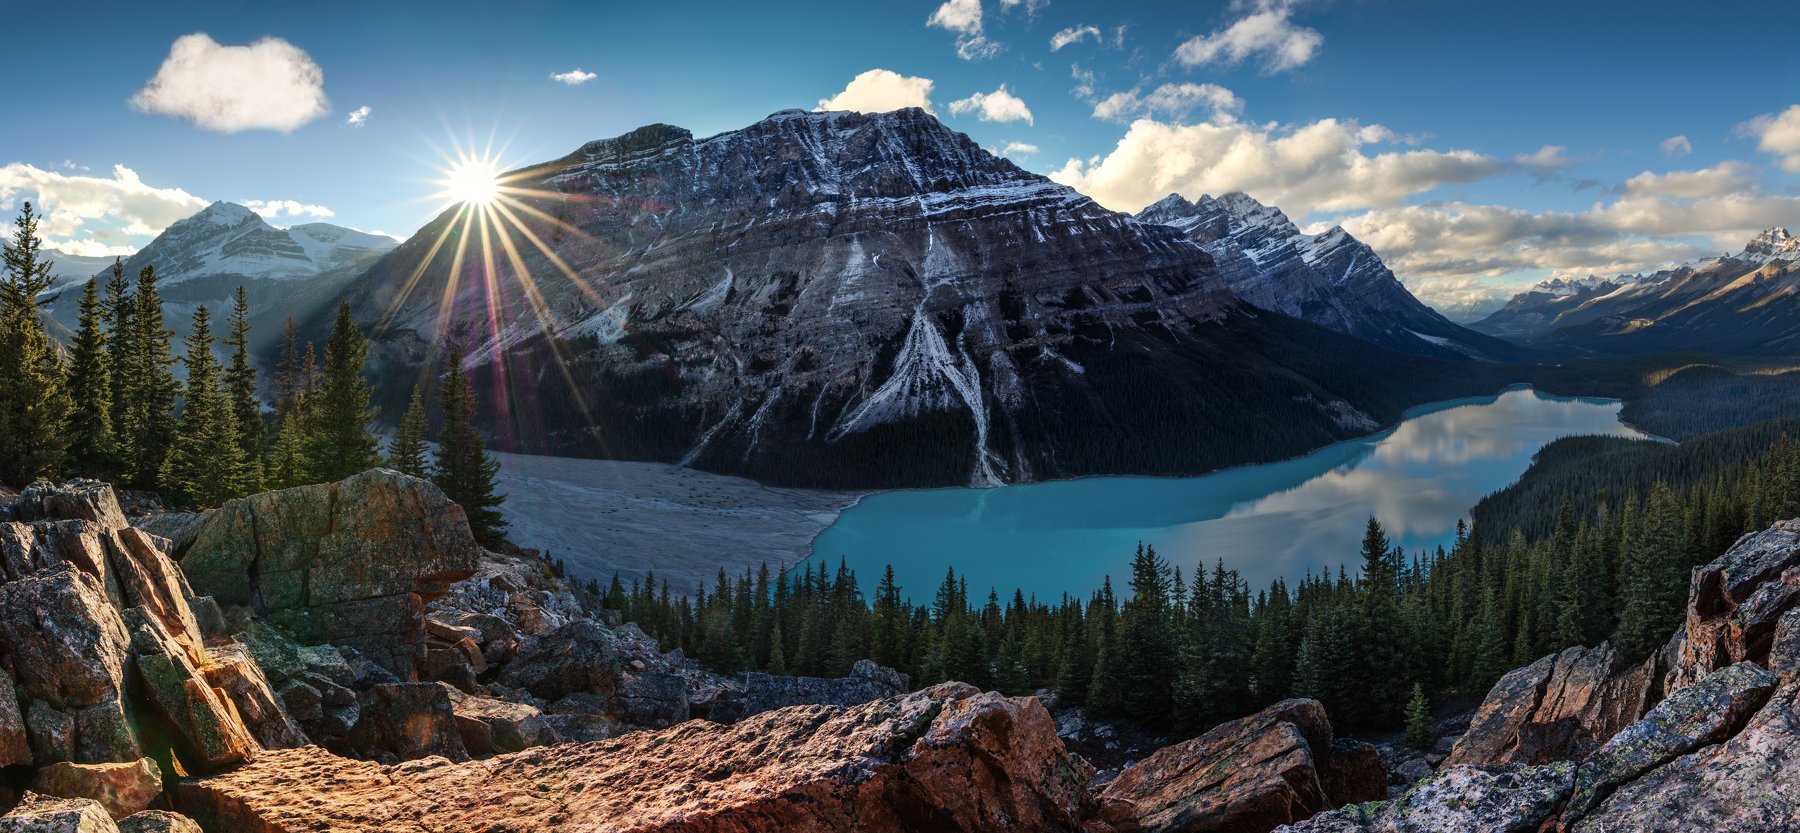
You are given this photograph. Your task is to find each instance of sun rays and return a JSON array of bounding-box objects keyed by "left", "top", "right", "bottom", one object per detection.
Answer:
[{"left": 379, "top": 134, "right": 621, "bottom": 456}]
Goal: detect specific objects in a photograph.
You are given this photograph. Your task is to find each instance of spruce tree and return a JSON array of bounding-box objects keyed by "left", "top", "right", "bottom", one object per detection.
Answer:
[
  {"left": 125, "top": 266, "right": 179, "bottom": 488},
  {"left": 307, "top": 303, "right": 381, "bottom": 481},
  {"left": 162, "top": 307, "right": 243, "bottom": 507},
  {"left": 63, "top": 277, "right": 115, "bottom": 478},
  {"left": 433, "top": 341, "right": 507, "bottom": 546},
  {"left": 1404, "top": 683, "right": 1434, "bottom": 749},
  {"left": 1354, "top": 517, "right": 1407, "bottom": 727},
  {"left": 1115, "top": 543, "right": 1176, "bottom": 728},
  {"left": 103, "top": 257, "right": 134, "bottom": 455},
  {"left": 222, "top": 286, "right": 265, "bottom": 495},
  {"left": 0, "top": 203, "right": 72, "bottom": 486},
  {"left": 386, "top": 383, "right": 430, "bottom": 477}
]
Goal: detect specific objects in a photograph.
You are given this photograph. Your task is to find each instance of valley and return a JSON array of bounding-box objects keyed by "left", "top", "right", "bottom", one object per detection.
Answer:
[{"left": 6, "top": 12, "right": 1800, "bottom": 828}]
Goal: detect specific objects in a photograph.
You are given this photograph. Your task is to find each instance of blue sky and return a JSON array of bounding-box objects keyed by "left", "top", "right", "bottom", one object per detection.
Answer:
[{"left": 6, "top": 0, "right": 1799, "bottom": 316}]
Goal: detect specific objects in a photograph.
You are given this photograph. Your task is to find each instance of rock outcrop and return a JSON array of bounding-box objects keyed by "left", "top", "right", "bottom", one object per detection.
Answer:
[
  {"left": 180, "top": 683, "right": 1096, "bottom": 833},
  {"left": 1280, "top": 763, "right": 1576, "bottom": 833},
  {"left": 1289, "top": 519, "right": 1800, "bottom": 832},
  {"left": 0, "top": 481, "right": 281, "bottom": 779},
  {"left": 175, "top": 470, "right": 480, "bottom": 676},
  {"left": 1444, "top": 642, "right": 1653, "bottom": 768},
  {"left": 1666, "top": 520, "right": 1800, "bottom": 693},
  {"left": 28, "top": 760, "right": 163, "bottom": 820},
  {"left": 1097, "top": 698, "right": 1384, "bottom": 833}
]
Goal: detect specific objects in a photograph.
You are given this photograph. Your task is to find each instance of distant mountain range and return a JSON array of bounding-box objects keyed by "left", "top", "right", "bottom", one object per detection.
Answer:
[
  {"left": 43, "top": 201, "right": 397, "bottom": 355},
  {"left": 1135, "top": 192, "right": 1525, "bottom": 361},
  {"left": 1470, "top": 227, "right": 1800, "bottom": 354},
  {"left": 312, "top": 108, "right": 1504, "bottom": 489}
]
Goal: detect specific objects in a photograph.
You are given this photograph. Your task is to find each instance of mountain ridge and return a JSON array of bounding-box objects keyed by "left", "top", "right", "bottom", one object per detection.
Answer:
[
  {"left": 1470, "top": 226, "right": 1800, "bottom": 354},
  {"left": 323, "top": 107, "right": 1507, "bottom": 489}
]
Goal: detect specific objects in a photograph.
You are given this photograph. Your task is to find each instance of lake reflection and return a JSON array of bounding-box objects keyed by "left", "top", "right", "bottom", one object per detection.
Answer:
[{"left": 806, "top": 387, "right": 1649, "bottom": 602}]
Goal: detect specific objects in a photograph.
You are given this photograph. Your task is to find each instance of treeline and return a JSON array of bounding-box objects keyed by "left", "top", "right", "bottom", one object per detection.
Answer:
[
  {"left": 1473, "top": 417, "right": 1800, "bottom": 539},
  {"left": 0, "top": 204, "right": 506, "bottom": 544},
  {"left": 1618, "top": 364, "right": 1800, "bottom": 441},
  {"left": 598, "top": 430, "right": 1800, "bottom": 738}
]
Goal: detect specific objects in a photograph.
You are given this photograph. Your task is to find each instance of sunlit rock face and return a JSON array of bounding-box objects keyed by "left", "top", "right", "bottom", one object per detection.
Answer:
[
  {"left": 334, "top": 108, "right": 1485, "bottom": 489},
  {"left": 1136, "top": 192, "right": 1522, "bottom": 362}
]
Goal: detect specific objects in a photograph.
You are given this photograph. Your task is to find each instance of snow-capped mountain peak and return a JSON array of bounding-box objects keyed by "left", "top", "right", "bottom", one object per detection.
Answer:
[
  {"left": 1135, "top": 190, "right": 1517, "bottom": 360},
  {"left": 1743, "top": 227, "right": 1799, "bottom": 261}
]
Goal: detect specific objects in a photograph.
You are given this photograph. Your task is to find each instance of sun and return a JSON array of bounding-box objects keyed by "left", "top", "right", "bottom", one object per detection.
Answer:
[{"left": 439, "top": 154, "right": 503, "bottom": 207}]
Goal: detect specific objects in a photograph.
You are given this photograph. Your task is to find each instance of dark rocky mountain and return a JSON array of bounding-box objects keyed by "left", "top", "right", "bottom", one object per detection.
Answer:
[
  {"left": 44, "top": 202, "right": 397, "bottom": 354},
  {"left": 1136, "top": 192, "right": 1527, "bottom": 362},
  {"left": 1469, "top": 227, "right": 1800, "bottom": 355},
  {"left": 327, "top": 108, "right": 1506, "bottom": 489}
]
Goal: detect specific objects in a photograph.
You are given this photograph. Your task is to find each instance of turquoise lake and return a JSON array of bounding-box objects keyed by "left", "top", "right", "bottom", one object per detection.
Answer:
[{"left": 805, "top": 386, "right": 1650, "bottom": 602}]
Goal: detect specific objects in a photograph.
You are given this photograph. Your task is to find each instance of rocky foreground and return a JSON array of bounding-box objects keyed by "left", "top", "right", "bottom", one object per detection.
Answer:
[{"left": 1, "top": 473, "right": 1798, "bottom": 832}]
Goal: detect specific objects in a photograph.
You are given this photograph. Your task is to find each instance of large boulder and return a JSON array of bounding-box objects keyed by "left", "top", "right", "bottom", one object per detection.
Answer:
[
  {"left": 180, "top": 683, "right": 1095, "bottom": 833},
  {"left": 0, "top": 793, "right": 119, "bottom": 833},
  {"left": 0, "top": 565, "right": 140, "bottom": 765},
  {"left": 496, "top": 620, "right": 621, "bottom": 701},
  {"left": 1562, "top": 661, "right": 1777, "bottom": 826},
  {"left": 118, "top": 610, "right": 258, "bottom": 771},
  {"left": 339, "top": 683, "right": 468, "bottom": 763},
  {"left": 1445, "top": 642, "right": 1652, "bottom": 768},
  {"left": 1569, "top": 680, "right": 1800, "bottom": 832},
  {"left": 1668, "top": 521, "right": 1800, "bottom": 694},
  {"left": 175, "top": 470, "right": 479, "bottom": 676},
  {"left": 28, "top": 759, "right": 162, "bottom": 820},
  {"left": 440, "top": 685, "right": 556, "bottom": 756},
  {"left": 1279, "top": 763, "right": 1574, "bottom": 833},
  {"left": 1097, "top": 698, "right": 1370, "bottom": 833}
]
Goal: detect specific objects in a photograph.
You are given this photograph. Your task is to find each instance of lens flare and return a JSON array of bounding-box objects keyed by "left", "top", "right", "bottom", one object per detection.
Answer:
[{"left": 438, "top": 155, "right": 503, "bottom": 206}]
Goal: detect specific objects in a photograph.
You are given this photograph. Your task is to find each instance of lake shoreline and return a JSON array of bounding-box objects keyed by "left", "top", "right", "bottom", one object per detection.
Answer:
[{"left": 805, "top": 386, "right": 1648, "bottom": 603}]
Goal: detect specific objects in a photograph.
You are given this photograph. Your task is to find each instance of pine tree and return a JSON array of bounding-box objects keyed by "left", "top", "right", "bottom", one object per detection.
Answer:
[
  {"left": 161, "top": 307, "right": 243, "bottom": 507},
  {"left": 1354, "top": 517, "right": 1407, "bottom": 727},
  {"left": 124, "top": 266, "right": 179, "bottom": 488},
  {"left": 387, "top": 383, "right": 431, "bottom": 477},
  {"left": 273, "top": 318, "right": 304, "bottom": 421},
  {"left": 307, "top": 303, "right": 381, "bottom": 481},
  {"left": 1404, "top": 683, "right": 1434, "bottom": 749},
  {"left": 222, "top": 286, "right": 265, "bottom": 495},
  {"left": 1115, "top": 543, "right": 1176, "bottom": 728},
  {"left": 433, "top": 341, "right": 507, "bottom": 546},
  {"left": 63, "top": 277, "right": 115, "bottom": 478},
  {"left": 103, "top": 257, "right": 134, "bottom": 462},
  {"left": 0, "top": 203, "right": 72, "bottom": 486}
]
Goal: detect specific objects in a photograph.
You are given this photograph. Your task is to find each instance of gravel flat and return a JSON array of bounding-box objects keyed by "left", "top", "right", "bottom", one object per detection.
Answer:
[{"left": 493, "top": 451, "right": 864, "bottom": 595}]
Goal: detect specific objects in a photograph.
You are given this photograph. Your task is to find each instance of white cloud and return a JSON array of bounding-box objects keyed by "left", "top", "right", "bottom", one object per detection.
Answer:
[
  {"left": 241, "top": 199, "right": 335, "bottom": 220},
  {"left": 1051, "top": 25, "right": 1101, "bottom": 51},
  {"left": 131, "top": 33, "right": 329, "bottom": 133},
  {"left": 817, "top": 69, "right": 936, "bottom": 114},
  {"left": 1091, "top": 83, "right": 1242, "bottom": 123},
  {"left": 1000, "top": 141, "right": 1040, "bottom": 157},
  {"left": 999, "top": 0, "right": 1047, "bottom": 13},
  {"left": 1514, "top": 145, "right": 1571, "bottom": 169},
  {"left": 949, "top": 85, "right": 1034, "bottom": 125},
  {"left": 1174, "top": 0, "right": 1322, "bottom": 73},
  {"left": 1050, "top": 117, "right": 1501, "bottom": 215},
  {"left": 927, "top": 0, "right": 1001, "bottom": 60},
  {"left": 1617, "top": 161, "right": 1754, "bottom": 200},
  {"left": 1740, "top": 104, "right": 1800, "bottom": 173},
  {"left": 345, "top": 105, "right": 371, "bottom": 127},
  {"left": 550, "top": 68, "right": 598, "bottom": 85},
  {"left": 1336, "top": 183, "right": 1800, "bottom": 290},
  {"left": 0, "top": 163, "right": 207, "bottom": 254},
  {"left": 1660, "top": 135, "right": 1692, "bottom": 157}
]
